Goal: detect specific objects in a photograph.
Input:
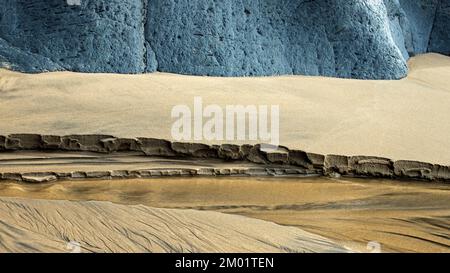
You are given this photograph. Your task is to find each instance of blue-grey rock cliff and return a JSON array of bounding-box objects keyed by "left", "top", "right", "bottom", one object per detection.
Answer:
[
  {"left": 0, "top": 0, "right": 448, "bottom": 79},
  {"left": 429, "top": 0, "right": 450, "bottom": 55}
]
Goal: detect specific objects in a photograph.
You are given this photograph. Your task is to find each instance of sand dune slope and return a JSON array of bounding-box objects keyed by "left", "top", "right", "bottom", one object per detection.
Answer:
[{"left": 0, "top": 197, "right": 348, "bottom": 253}]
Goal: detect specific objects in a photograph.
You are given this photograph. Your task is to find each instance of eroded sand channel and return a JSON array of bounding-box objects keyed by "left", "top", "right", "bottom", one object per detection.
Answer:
[{"left": 0, "top": 177, "right": 448, "bottom": 253}]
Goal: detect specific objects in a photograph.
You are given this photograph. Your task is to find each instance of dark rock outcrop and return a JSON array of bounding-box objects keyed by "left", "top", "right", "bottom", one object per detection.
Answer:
[
  {"left": 137, "top": 138, "right": 176, "bottom": 157},
  {"left": 429, "top": 0, "right": 450, "bottom": 55},
  {"left": 0, "top": 135, "right": 6, "bottom": 151},
  {"left": 393, "top": 160, "right": 434, "bottom": 180},
  {"left": 5, "top": 134, "right": 42, "bottom": 150},
  {"left": 171, "top": 142, "right": 218, "bottom": 158},
  {"left": 390, "top": 0, "right": 440, "bottom": 57},
  {"left": 218, "top": 144, "right": 242, "bottom": 160},
  {"left": 324, "top": 155, "right": 349, "bottom": 174},
  {"left": 348, "top": 156, "right": 394, "bottom": 178},
  {"left": 0, "top": 0, "right": 155, "bottom": 73},
  {"left": 0, "top": 0, "right": 448, "bottom": 79},
  {"left": 148, "top": 0, "right": 420, "bottom": 79},
  {"left": 0, "top": 133, "right": 449, "bottom": 182}
]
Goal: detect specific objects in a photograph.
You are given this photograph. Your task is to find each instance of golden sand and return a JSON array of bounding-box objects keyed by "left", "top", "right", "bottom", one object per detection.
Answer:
[
  {"left": 1, "top": 53, "right": 450, "bottom": 164},
  {"left": 0, "top": 177, "right": 448, "bottom": 253}
]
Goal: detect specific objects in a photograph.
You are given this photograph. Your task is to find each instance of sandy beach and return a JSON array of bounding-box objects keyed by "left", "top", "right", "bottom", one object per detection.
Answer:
[
  {"left": 0, "top": 177, "right": 448, "bottom": 253},
  {"left": 0, "top": 195, "right": 350, "bottom": 253},
  {"left": 1, "top": 53, "right": 449, "bottom": 254},
  {"left": 1, "top": 53, "right": 450, "bottom": 165}
]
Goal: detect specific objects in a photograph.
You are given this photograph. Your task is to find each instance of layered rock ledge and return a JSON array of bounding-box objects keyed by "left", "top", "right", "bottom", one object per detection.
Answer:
[
  {"left": 0, "top": 0, "right": 449, "bottom": 79},
  {"left": 0, "top": 134, "right": 449, "bottom": 183}
]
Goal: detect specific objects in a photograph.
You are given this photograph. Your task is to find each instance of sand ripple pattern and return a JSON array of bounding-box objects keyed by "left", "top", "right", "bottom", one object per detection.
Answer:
[{"left": 0, "top": 197, "right": 348, "bottom": 253}]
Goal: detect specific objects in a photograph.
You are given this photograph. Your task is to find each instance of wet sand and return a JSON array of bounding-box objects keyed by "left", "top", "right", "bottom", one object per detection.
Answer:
[{"left": 0, "top": 177, "right": 448, "bottom": 253}]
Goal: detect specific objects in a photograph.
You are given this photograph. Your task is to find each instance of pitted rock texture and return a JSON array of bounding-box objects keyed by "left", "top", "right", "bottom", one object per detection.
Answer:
[
  {"left": 391, "top": 0, "right": 440, "bottom": 57},
  {"left": 149, "top": 0, "right": 406, "bottom": 79},
  {"left": 0, "top": 0, "right": 448, "bottom": 79},
  {"left": 429, "top": 0, "right": 450, "bottom": 55},
  {"left": 0, "top": 0, "right": 155, "bottom": 73}
]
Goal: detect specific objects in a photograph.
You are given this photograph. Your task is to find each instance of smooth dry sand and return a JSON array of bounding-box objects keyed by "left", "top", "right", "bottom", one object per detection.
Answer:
[
  {"left": 1, "top": 53, "right": 450, "bottom": 164},
  {"left": 0, "top": 178, "right": 448, "bottom": 253}
]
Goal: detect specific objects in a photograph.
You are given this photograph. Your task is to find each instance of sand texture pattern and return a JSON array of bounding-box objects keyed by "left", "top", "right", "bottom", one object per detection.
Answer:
[{"left": 0, "top": 196, "right": 348, "bottom": 253}]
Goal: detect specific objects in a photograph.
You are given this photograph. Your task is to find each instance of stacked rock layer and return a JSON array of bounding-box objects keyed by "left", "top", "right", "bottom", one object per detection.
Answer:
[{"left": 1, "top": 134, "right": 449, "bottom": 183}]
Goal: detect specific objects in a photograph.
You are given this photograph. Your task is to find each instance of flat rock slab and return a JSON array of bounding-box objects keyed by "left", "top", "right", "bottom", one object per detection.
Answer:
[
  {"left": 0, "top": 147, "right": 448, "bottom": 183},
  {"left": 0, "top": 151, "right": 318, "bottom": 182}
]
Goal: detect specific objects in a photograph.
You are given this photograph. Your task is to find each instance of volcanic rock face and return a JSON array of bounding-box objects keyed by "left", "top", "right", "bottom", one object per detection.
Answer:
[
  {"left": 148, "top": 0, "right": 407, "bottom": 79},
  {"left": 0, "top": 0, "right": 448, "bottom": 79},
  {"left": 429, "top": 1, "right": 450, "bottom": 55},
  {"left": 0, "top": 0, "right": 155, "bottom": 73},
  {"left": 393, "top": 0, "right": 440, "bottom": 56}
]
